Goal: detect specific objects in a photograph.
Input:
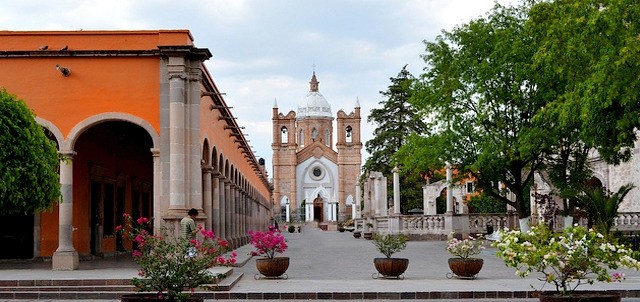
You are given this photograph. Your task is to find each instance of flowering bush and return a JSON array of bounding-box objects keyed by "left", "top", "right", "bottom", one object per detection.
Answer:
[
  {"left": 447, "top": 234, "right": 485, "bottom": 259},
  {"left": 248, "top": 229, "right": 288, "bottom": 259},
  {"left": 118, "top": 214, "right": 236, "bottom": 300},
  {"left": 494, "top": 224, "right": 640, "bottom": 297}
]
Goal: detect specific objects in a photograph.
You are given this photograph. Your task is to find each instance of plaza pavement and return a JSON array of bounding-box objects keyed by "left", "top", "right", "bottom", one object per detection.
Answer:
[{"left": 1, "top": 226, "right": 640, "bottom": 301}]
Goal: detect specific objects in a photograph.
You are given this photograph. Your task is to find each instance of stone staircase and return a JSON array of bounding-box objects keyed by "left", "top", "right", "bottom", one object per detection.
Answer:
[{"left": 0, "top": 267, "right": 243, "bottom": 300}]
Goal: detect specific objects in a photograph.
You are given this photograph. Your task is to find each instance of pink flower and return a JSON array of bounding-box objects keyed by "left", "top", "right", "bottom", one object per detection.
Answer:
[{"left": 136, "top": 217, "right": 148, "bottom": 224}]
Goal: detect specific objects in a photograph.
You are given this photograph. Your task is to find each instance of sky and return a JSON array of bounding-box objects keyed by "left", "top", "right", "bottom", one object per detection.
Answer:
[{"left": 1, "top": 0, "right": 506, "bottom": 178}]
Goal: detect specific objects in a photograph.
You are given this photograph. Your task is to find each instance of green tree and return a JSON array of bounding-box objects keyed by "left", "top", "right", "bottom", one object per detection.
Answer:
[
  {"left": 0, "top": 89, "right": 60, "bottom": 214},
  {"left": 397, "top": 2, "right": 546, "bottom": 219},
  {"left": 528, "top": 0, "right": 640, "bottom": 165},
  {"left": 363, "top": 66, "right": 429, "bottom": 213}
]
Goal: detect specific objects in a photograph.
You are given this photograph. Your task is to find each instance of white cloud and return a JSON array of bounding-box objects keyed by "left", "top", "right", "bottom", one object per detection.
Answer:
[{"left": 0, "top": 0, "right": 507, "bottom": 177}]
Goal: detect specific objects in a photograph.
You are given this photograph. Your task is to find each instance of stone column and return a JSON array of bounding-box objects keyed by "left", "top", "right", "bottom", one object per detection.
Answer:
[
  {"left": 355, "top": 184, "right": 361, "bottom": 219},
  {"left": 225, "top": 181, "right": 232, "bottom": 240},
  {"left": 235, "top": 186, "right": 241, "bottom": 244},
  {"left": 212, "top": 172, "right": 221, "bottom": 237},
  {"left": 168, "top": 73, "right": 186, "bottom": 210},
  {"left": 286, "top": 202, "right": 290, "bottom": 222},
  {"left": 202, "top": 165, "right": 213, "bottom": 230},
  {"left": 233, "top": 187, "right": 240, "bottom": 245},
  {"left": 53, "top": 151, "right": 79, "bottom": 270},
  {"left": 151, "top": 148, "right": 162, "bottom": 235},
  {"left": 218, "top": 177, "right": 226, "bottom": 240},
  {"left": 392, "top": 166, "right": 401, "bottom": 215},
  {"left": 446, "top": 162, "right": 453, "bottom": 214},
  {"left": 423, "top": 184, "right": 432, "bottom": 215}
]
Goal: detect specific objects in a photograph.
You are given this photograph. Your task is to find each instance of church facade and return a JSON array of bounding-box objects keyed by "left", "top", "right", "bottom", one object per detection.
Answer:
[{"left": 272, "top": 73, "right": 362, "bottom": 223}]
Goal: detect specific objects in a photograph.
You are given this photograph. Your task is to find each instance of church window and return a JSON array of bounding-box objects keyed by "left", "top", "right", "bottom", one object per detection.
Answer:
[
  {"left": 312, "top": 128, "right": 318, "bottom": 141},
  {"left": 280, "top": 127, "right": 288, "bottom": 144},
  {"left": 299, "top": 130, "right": 305, "bottom": 147},
  {"left": 310, "top": 166, "right": 324, "bottom": 180},
  {"left": 345, "top": 125, "right": 353, "bottom": 143}
]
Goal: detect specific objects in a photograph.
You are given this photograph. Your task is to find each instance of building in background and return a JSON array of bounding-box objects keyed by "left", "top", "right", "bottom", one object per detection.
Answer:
[
  {"left": 0, "top": 30, "right": 272, "bottom": 269},
  {"left": 272, "top": 72, "right": 362, "bottom": 225}
]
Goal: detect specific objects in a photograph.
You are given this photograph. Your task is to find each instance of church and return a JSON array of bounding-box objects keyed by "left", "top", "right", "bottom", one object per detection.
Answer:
[{"left": 272, "top": 72, "right": 362, "bottom": 224}]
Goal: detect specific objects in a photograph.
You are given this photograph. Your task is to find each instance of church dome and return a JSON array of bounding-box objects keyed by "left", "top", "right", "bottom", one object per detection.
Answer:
[{"left": 297, "top": 72, "right": 332, "bottom": 119}]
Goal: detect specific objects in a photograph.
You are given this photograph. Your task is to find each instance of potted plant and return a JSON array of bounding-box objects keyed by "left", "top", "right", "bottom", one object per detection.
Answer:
[
  {"left": 364, "top": 222, "right": 374, "bottom": 240},
  {"left": 117, "top": 214, "right": 236, "bottom": 302},
  {"left": 337, "top": 220, "right": 346, "bottom": 232},
  {"left": 287, "top": 224, "right": 296, "bottom": 233},
  {"left": 371, "top": 233, "right": 409, "bottom": 279},
  {"left": 494, "top": 224, "right": 640, "bottom": 301},
  {"left": 446, "top": 234, "right": 485, "bottom": 279},
  {"left": 248, "top": 229, "right": 289, "bottom": 279}
]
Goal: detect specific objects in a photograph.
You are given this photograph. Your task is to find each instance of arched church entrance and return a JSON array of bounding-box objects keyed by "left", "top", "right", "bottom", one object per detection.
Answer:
[{"left": 313, "top": 194, "right": 324, "bottom": 222}]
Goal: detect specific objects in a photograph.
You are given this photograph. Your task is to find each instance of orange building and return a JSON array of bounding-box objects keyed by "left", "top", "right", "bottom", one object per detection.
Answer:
[{"left": 0, "top": 30, "right": 272, "bottom": 269}]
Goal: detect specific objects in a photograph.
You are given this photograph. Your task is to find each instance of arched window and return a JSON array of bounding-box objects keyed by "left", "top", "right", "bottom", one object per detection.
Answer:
[
  {"left": 280, "top": 126, "right": 288, "bottom": 144},
  {"left": 299, "top": 130, "right": 305, "bottom": 147},
  {"left": 312, "top": 128, "right": 318, "bottom": 141},
  {"left": 345, "top": 125, "right": 353, "bottom": 143}
]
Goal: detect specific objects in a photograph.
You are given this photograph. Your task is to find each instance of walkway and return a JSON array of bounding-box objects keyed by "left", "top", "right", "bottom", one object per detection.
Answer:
[{"left": 1, "top": 226, "right": 640, "bottom": 301}]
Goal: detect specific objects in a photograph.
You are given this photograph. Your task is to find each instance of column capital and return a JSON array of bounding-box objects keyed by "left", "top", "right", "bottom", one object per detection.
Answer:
[
  {"left": 150, "top": 148, "right": 160, "bottom": 157},
  {"left": 201, "top": 165, "right": 213, "bottom": 174},
  {"left": 58, "top": 150, "right": 77, "bottom": 159}
]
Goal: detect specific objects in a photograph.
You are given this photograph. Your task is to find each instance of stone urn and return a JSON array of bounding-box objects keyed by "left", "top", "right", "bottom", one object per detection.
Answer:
[
  {"left": 447, "top": 258, "right": 483, "bottom": 279},
  {"left": 373, "top": 257, "right": 409, "bottom": 279},
  {"left": 255, "top": 257, "right": 290, "bottom": 279}
]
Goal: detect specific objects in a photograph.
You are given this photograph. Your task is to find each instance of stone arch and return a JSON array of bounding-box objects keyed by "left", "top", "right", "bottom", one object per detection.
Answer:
[
  {"left": 587, "top": 174, "right": 606, "bottom": 190},
  {"left": 280, "top": 126, "right": 288, "bottom": 144},
  {"left": 65, "top": 113, "right": 159, "bottom": 151},
  {"left": 202, "top": 138, "right": 210, "bottom": 166},
  {"left": 346, "top": 195, "right": 354, "bottom": 205},
  {"left": 35, "top": 117, "right": 64, "bottom": 148},
  {"left": 218, "top": 154, "right": 225, "bottom": 174},
  {"left": 211, "top": 146, "right": 218, "bottom": 171},
  {"left": 280, "top": 195, "right": 289, "bottom": 206}
]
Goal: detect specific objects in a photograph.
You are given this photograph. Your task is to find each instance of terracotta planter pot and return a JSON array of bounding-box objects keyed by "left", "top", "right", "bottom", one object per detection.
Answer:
[
  {"left": 447, "top": 258, "right": 483, "bottom": 279},
  {"left": 120, "top": 293, "right": 203, "bottom": 302},
  {"left": 538, "top": 291, "right": 621, "bottom": 302},
  {"left": 255, "top": 257, "right": 290, "bottom": 278},
  {"left": 363, "top": 232, "right": 373, "bottom": 240},
  {"left": 373, "top": 257, "right": 409, "bottom": 278}
]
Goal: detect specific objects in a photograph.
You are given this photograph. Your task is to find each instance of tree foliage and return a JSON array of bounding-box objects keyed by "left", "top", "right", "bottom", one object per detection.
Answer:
[
  {"left": 397, "top": 3, "right": 545, "bottom": 218},
  {"left": 528, "top": 0, "right": 640, "bottom": 165},
  {"left": 364, "top": 66, "right": 429, "bottom": 213},
  {"left": 0, "top": 89, "right": 60, "bottom": 215}
]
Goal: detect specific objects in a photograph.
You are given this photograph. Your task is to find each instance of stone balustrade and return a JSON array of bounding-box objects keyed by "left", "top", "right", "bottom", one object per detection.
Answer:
[{"left": 354, "top": 212, "right": 640, "bottom": 239}]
